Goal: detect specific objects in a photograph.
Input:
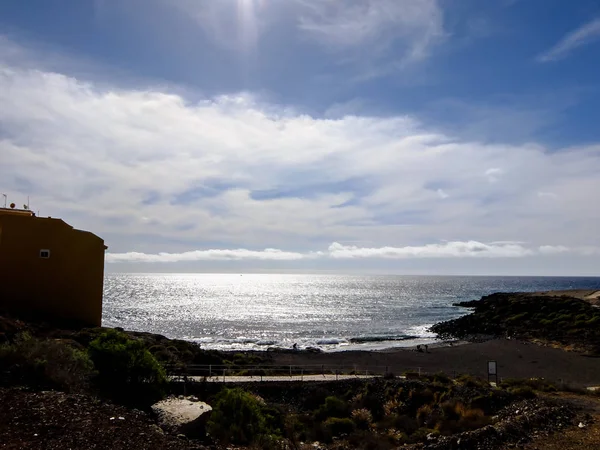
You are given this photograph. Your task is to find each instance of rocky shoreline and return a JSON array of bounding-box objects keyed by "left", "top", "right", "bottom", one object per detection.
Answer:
[{"left": 430, "top": 291, "right": 600, "bottom": 354}]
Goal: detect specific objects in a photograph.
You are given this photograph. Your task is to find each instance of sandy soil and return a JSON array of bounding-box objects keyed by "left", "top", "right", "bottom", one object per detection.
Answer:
[{"left": 265, "top": 339, "right": 600, "bottom": 387}]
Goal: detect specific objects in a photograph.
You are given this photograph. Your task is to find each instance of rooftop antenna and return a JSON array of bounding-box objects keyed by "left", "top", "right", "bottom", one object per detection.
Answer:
[{"left": 1, "top": 194, "right": 6, "bottom": 208}]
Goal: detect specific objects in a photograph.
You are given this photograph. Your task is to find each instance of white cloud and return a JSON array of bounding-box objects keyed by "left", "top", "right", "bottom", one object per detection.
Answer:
[
  {"left": 107, "top": 247, "right": 313, "bottom": 263},
  {"left": 484, "top": 167, "right": 503, "bottom": 183},
  {"left": 537, "top": 18, "right": 600, "bottom": 62},
  {"left": 107, "top": 240, "right": 593, "bottom": 263},
  {"left": 538, "top": 245, "right": 569, "bottom": 255},
  {"left": 297, "top": 0, "right": 445, "bottom": 67},
  {"left": 2, "top": 41, "right": 600, "bottom": 271},
  {"left": 327, "top": 241, "right": 533, "bottom": 259}
]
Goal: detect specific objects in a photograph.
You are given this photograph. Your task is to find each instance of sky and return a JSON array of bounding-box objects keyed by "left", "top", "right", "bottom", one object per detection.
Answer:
[{"left": 1, "top": 0, "right": 600, "bottom": 275}]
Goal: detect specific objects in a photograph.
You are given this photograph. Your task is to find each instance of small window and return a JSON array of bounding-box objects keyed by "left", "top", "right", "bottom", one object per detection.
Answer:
[{"left": 40, "top": 249, "right": 50, "bottom": 259}]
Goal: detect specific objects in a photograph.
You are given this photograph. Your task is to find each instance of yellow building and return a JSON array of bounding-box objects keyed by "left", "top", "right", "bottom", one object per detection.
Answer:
[{"left": 0, "top": 207, "right": 106, "bottom": 327}]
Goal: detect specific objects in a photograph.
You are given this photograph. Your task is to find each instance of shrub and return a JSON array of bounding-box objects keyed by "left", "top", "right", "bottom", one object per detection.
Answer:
[
  {"left": 87, "top": 329, "right": 167, "bottom": 405},
  {"left": 433, "top": 372, "right": 452, "bottom": 385},
  {"left": 0, "top": 333, "right": 94, "bottom": 392},
  {"left": 352, "top": 408, "right": 373, "bottom": 430},
  {"left": 507, "top": 386, "right": 536, "bottom": 399},
  {"left": 383, "top": 399, "right": 405, "bottom": 416},
  {"left": 500, "top": 378, "right": 557, "bottom": 392},
  {"left": 458, "top": 406, "right": 489, "bottom": 430},
  {"left": 284, "top": 414, "right": 306, "bottom": 446},
  {"left": 390, "top": 414, "right": 419, "bottom": 434},
  {"left": 423, "top": 401, "right": 491, "bottom": 435},
  {"left": 324, "top": 417, "right": 355, "bottom": 437},
  {"left": 406, "top": 388, "right": 435, "bottom": 414},
  {"left": 456, "top": 374, "right": 490, "bottom": 389},
  {"left": 314, "top": 396, "right": 350, "bottom": 421},
  {"left": 303, "top": 387, "right": 333, "bottom": 410},
  {"left": 416, "top": 404, "right": 434, "bottom": 427},
  {"left": 207, "top": 388, "right": 276, "bottom": 445}
]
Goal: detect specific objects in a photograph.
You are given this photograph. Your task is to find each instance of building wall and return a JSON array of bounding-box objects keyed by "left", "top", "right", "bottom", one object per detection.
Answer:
[{"left": 0, "top": 212, "right": 106, "bottom": 327}]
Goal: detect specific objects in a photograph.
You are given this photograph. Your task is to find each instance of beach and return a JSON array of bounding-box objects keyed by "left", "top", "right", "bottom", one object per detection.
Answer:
[
  {"left": 265, "top": 338, "right": 600, "bottom": 387},
  {"left": 261, "top": 289, "right": 600, "bottom": 387}
]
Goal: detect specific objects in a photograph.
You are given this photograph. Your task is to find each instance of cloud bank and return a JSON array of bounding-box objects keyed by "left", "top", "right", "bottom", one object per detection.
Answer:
[
  {"left": 2, "top": 35, "right": 600, "bottom": 274},
  {"left": 106, "top": 241, "right": 598, "bottom": 263}
]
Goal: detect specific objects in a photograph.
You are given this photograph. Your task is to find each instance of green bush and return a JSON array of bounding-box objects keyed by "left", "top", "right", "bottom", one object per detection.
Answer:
[
  {"left": 314, "top": 396, "right": 350, "bottom": 421},
  {"left": 87, "top": 329, "right": 166, "bottom": 404},
  {"left": 324, "top": 417, "right": 355, "bottom": 437},
  {"left": 0, "top": 333, "right": 94, "bottom": 392},
  {"left": 303, "top": 387, "right": 333, "bottom": 410},
  {"left": 207, "top": 388, "right": 277, "bottom": 445},
  {"left": 500, "top": 377, "right": 557, "bottom": 392},
  {"left": 432, "top": 372, "right": 452, "bottom": 385},
  {"left": 455, "top": 374, "right": 489, "bottom": 389},
  {"left": 507, "top": 386, "right": 536, "bottom": 399}
]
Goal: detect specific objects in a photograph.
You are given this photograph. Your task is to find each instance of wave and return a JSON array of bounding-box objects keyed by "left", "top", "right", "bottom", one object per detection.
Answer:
[
  {"left": 316, "top": 338, "right": 348, "bottom": 345},
  {"left": 349, "top": 334, "right": 419, "bottom": 344}
]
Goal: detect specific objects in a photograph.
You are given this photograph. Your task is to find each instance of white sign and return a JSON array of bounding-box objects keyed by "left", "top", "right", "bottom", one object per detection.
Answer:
[{"left": 488, "top": 361, "right": 497, "bottom": 375}]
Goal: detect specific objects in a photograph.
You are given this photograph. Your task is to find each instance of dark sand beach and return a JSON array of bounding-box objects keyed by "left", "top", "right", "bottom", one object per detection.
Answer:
[
  {"left": 266, "top": 339, "right": 600, "bottom": 387},
  {"left": 232, "top": 290, "right": 600, "bottom": 387}
]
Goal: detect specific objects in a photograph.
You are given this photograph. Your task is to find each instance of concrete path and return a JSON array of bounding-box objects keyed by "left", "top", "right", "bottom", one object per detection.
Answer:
[{"left": 174, "top": 374, "right": 380, "bottom": 383}]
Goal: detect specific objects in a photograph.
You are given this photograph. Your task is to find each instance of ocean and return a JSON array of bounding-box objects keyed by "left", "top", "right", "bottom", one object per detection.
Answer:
[{"left": 102, "top": 274, "right": 600, "bottom": 352}]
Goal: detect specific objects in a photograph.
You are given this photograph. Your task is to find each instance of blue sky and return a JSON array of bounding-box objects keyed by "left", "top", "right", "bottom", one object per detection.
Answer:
[{"left": 1, "top": 0, "right": 600, "bottom": 275}]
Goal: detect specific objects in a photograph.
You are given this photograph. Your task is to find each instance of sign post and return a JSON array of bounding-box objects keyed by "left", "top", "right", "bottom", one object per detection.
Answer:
[{"left": 487, "top": 360, "right": 498, "bottom": 385}]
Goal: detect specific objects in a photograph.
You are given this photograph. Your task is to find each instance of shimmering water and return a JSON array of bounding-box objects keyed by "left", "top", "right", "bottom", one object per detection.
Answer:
[{"left": 102, "top": 274, "right": 600, "bottom": 352}]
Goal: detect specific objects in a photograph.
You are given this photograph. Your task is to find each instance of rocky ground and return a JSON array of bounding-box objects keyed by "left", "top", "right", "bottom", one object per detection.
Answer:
[
  {"left": 2, "top": 384, "right": 598, "bottom": 450},
  {"left": 520, "top": 393, "right": 600, "bottom": 450},
  {"left": 0, "top": 388, "right": 206, "bottom": 450},
  {"left": 414, "top": 398, "right": 578, "bottom": 450}
]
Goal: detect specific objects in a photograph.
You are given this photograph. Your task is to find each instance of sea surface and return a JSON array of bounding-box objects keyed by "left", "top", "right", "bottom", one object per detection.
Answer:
[{"left": 102, "top": 274, "right": 600, "bottom": 352}]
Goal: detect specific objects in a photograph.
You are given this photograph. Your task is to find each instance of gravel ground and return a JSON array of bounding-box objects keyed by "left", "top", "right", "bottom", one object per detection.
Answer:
[{"left": 0, "top": 388, "right": 205, "bottom": 450}]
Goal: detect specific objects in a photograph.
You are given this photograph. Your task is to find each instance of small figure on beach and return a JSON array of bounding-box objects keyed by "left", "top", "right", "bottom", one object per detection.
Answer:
[
  {"left": 416, "top": 344, "right": 422, "bottom": 352},
  {"left": 292, "top": 343, "right": 298, "bottom": 351},
  {"left": 424, "top": 344, "right": 429, "bottom": 353}
]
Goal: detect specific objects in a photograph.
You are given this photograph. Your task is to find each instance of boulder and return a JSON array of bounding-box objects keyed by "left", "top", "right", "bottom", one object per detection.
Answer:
[{"left": 151, "top": 396, "right": 212, "bottom": 437}]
